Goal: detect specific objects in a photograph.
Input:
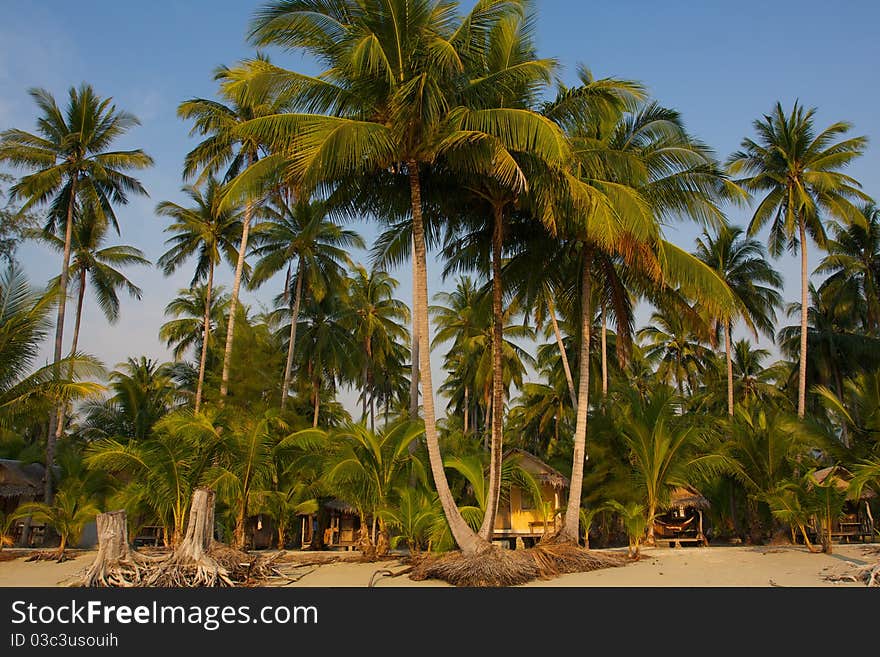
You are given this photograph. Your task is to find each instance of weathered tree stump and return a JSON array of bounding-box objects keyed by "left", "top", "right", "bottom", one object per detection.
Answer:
[
  {"left": 78, "top": 510, "right": 151, "bottom": 587},
  {"left": 144, "top": 488, "right": 235, "bottom": 587}
]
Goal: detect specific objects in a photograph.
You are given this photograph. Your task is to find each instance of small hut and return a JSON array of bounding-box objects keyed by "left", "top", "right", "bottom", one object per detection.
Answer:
[
  {"left": 653, "top": 485, "right": 710, "bottom": 546},
  {"left": 808, "top": 466, "right": 876, "bottom": 543},
  {"left": 493, "top": 449, "right": 570, "bottom": 548},
  {"left": 298, "top": 500, "right": 363, "bottom": 551},
  {"left": 0, "top": 459, "right": 45, "bottom": 547}
]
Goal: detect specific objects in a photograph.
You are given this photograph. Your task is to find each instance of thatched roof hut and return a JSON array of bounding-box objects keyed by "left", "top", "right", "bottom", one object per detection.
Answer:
[
  {"left": 667, "top": 485, "right": 711, "bottom": 510},
  {"left": 811, "top": 466, "right": 876, "bottom": 500},
  {"left": 0, "top": 459, "right": 44, "bottom": 499}
]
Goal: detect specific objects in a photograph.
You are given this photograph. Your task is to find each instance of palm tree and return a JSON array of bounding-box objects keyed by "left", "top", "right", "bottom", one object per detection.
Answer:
[
  {"left": 204, "top": 413, "right": 279, "bottom": 549},
  {"left": 85, "top": 409, "right": 222, "bottom": 545},
  {"left": 779, "top": 284, "right": 880, "bottom": 415},
  {"left": 13, "top": 486, "right": 100, "bottom": 558},
  {"left": 343, "top": 266, "right": 410, "bottom": 429},
  {"left": 728, "top": 101, "right": 870, "bottom": 417},
  {"left": 80, "top": 357, "right": 178, "bottom": 442},
  {"left": 615, "top": 386, "right": 728, "bottom": 544},
  {"left": 815, "top": 204, "right": 880, "bottom": 334},
  {"left": 730, "top": 339, "right": 791, "bottom": 408},
  {"left": 0, "top": 84, "right": 152, "bottom": 500},
  {"left": 248, "top": 195, "right": 363, "bottom": 408},
  {"left": 157, "top": 178, "right": 243, "bottom": 412},
  {"left": 237, "top": 0, "right": 575, "bottom": 555},
  {"left": 38, "top": 204, "right": 149, "bottom": 363},
  {"left": 178, "top": 55, "right": 293, "bottom": 401},
  {"left": 546, "top": 92, "right": 738, "bottom": 540},
  {"left": 638, "top": 305, "right": 715, "bottom": 397},
  {"left": 159, "top": 285, "right": 230, "bottom": 363},
  {"left": 695, "top": 225, "right": 783, "bottom": 415},
  {"left": 320, "top": 421, "right": 426, "bottom": 551},
  {"left": 293, "top": 294, "right": 357, "bottom": 427},
  {"left": 0, "top": 265, "right": 103, "bottom": 431}
]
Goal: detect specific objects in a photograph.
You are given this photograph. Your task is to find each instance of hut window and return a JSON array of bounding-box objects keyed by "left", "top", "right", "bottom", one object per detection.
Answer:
[{"left": 519, "top": 489, "right": 535, "bottom": 510}]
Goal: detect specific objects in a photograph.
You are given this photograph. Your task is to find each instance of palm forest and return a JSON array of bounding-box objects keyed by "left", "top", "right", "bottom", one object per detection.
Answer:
[{"left": 0, "top": 1, "right": 878, "bottom": 587}]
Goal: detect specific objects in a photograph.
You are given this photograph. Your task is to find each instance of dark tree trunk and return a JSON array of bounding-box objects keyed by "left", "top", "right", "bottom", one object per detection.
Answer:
[
  {"left": 479, "top": 203, "right": 505, "bottom": 541},
  {"left": 46, "top": 171, "right": 79, "bottom": 503}
]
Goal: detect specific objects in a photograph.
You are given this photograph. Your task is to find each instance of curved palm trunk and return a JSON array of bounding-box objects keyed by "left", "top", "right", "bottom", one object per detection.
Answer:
[
  {"left": 563, "top": 249, "right": 593, "bottom": 541},
  {"left": 407, "top": 160, "right": 484, "bottom": 554},
  {"left": 478, "top": 205, "right": 505, "bottom": 540},
  {"left": 46, "top": 172, "right": 78, "bottom": 503},
  {"left": 220, "top": 152, "right": 257, "bottom": 401},
  {"left": 548, "top": 296, "right": 577, "bottom": 408},
  {"left": 409, "top": 235, "right": 420, "bottom": 419},
  {"left": 194, "top": 260, "right": 214, "bottom": 414},
  {"left": 281, "top": 260, "right": 304, "bottom": 409},
  {"left": 798, "top": 218, "right": 808, "bottom": 419},
  {"left": 725, "top": 319, "right": 734, "bottom": 417}
]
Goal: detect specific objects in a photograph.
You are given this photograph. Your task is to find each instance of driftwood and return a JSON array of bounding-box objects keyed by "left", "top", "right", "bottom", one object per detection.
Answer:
[
  {"left": 826, "top": 561, "right": 880, "bottom": 587},
  {"left": 77, "top": 511, "right": 155, "bottom": 587}
]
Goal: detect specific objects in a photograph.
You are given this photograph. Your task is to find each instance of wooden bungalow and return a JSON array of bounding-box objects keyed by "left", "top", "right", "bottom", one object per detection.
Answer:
[
  {"left": 493, "top": 449, "right": 569, "bottom": 548},
  {"left": 299, "top": 500, "right": 363, "bottom": 551},
  {"left": 652, "top": 485, "right": 710, "bottom": 547},
  {"left": 0, "top": 459, "right": 45, "bottom": 547},
  {"left": 807, "top": 466, "right": 876, "bottom": 544}
]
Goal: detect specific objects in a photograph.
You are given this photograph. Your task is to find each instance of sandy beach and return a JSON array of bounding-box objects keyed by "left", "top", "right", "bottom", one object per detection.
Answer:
[{"left": 0, "top": 545, "right": 873, "bottom": 588}]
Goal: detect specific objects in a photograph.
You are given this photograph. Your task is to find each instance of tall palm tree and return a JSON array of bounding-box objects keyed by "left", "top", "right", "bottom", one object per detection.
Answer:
[
  {"left": 38, "top": 204, "right": 149, "bottom": 362},
  {"left": 815, "top": 204, "right": 880, "bottom": 334},
  {"left": 727, "top": 101, "right": 869, "bottom": 417},
  {"left": 157, "top": 178, "right": 243, "bottom": 412},
  {"left": 178, "top": 56, "right": 292, "bottom": 401},
  {"left": 546, "top": 92, "right": 738, "bottom": 540},
  {"left": 293, "top": 293, "right": 357, "bottom": 427},
  {"left": 638, "top": 305, "right": 715, "bottom": 396},
  {"left": 159, "top": 285, "right": 230, "bottom": 363},
  {"left": 248, "top": 195, "right": 363, "bottom": 408},
  {"left": 695, "top": 225, "right": 782, "bottom": 415},
  {"left": 239, "top": 0, "right": 574, "bottom": 554},
  {"left": 343, "top": 266, "right": 410, "bottom": 429},
  {"left": 0, "top": 84, "right": 152, "bottom": 500}
]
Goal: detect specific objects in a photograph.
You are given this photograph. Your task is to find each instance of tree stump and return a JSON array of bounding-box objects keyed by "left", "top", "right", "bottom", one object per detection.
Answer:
[
  {"left": 144, "top": 488, "right": 235, "bottom": 587},
  {"left": 78, "top": 510, "right": 150, "bottom": 587}
]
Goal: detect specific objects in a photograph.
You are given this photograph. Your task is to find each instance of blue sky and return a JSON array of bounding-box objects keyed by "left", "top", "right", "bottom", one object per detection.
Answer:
[{"left": 2, "top": 1, "right": 879, "bottom": 401}]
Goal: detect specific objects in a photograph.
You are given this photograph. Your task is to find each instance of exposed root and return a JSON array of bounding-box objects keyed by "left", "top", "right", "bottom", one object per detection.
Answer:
[
  {"left": 78, "top": 551, "right": 157, "bottom": 587},
  {"left": 410, "top": 541, "right": 629, "bottom": 587}
]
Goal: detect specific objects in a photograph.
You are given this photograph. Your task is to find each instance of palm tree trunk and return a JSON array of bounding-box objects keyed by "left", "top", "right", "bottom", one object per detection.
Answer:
[
  {"left": 646, "top": 501, "right": 656, "bottom": 546},
  {"left": 548, "top": 296, "right": 577, "bottom": 408},
  {"left": 726, "top": 319, "right": 734, "bottom": 417},
  {"left": 53, "top": 268, "right": 88, "bottom": 460},
  {"left": 798, "top": 217, "right": 809, "bottom": 419},
  {"left": 478, "top": 204, "right": 505, "bottom": 541},
  {"left": 601, "top": 302, "right": 608, "bottom": 399},
  {"left": 463, "top": 386, "right": 469, "bottom": 434},
  {"left": 220, "top": 153, "right": 257, "bottom": 400},
  {"left": 46, "top": 172, "right": 78, "bottom": 503},
  {"left": 563, "top": 248, "right": 593, "bottom": 541},
  {"left": 407, "top": 160, "right": 484, "bottom": 554},
  {"left": 312, "top": 379, "right": 320, "bottom": 428},
  {"left": 281, "top": 260, "right": 304, "bottom": 409},
  {"left": 409, "top": 235, "right": 420, "bottom": 419},
  {"left": 194, "top": 260, "right": 214, "bottom": 413}
]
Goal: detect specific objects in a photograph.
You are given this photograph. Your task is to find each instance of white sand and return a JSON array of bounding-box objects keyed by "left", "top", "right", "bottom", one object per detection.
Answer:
[{"left": 0, "top": 545, "right": 873, "bottom": 587}]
